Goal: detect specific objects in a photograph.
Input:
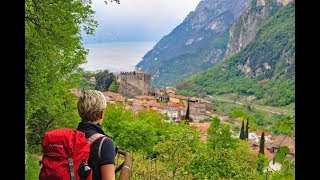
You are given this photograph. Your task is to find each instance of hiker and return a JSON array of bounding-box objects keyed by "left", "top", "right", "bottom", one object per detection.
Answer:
[{"left": 76, "top": 90, "right": 116, "bottom": 180}]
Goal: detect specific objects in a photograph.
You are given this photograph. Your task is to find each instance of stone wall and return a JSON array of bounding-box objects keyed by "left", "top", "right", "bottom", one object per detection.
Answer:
[{"left": 116, "top": 71, "right": 154, "bottom": 98}]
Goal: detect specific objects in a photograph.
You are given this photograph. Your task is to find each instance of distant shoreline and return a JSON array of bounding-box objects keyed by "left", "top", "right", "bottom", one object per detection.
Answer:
[{"left": 80, "top": 41, "right": 156, "bottom": 73}]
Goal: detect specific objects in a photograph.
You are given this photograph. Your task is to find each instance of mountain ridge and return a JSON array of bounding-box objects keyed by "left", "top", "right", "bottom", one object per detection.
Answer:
[
  {"left": 176, "top": 0, "right": 295, "bottom": 107},
  {"left": 136, "top": 0, "right": 250, "bottom": 87}
]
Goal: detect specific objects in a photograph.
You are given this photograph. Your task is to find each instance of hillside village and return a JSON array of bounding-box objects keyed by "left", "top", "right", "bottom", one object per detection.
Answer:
[{"left": 70, "top": 71, "right": 295, "bottom": 172}]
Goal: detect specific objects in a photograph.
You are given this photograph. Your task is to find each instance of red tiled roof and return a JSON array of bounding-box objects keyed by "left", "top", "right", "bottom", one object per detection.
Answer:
[
  {"left": 270, "top": 135, "right": 295, "bottom": 154},
  {"left": 102, "top": 91, "right": 125, "bottom": 102},
  {"left": 147, "top": 102, "right": 161, "bottom": 107},
  {"left": 255, "top": 130, "right": 271, "bottom": 136},
  {"left": 264, "top": 148, "right": 275, "bottom": 161},
  {"left": 167, "top": 102, "right": 184, "bottom": 108},
  {"left": 189, "top": 97, "right": 212, "bottom": 104},
  {"left": 191, "top": 103, "right": 206, "bottom": 108},
  {"left": 190, "top": 122, "right": 210, "bottom": 133},
  {"left": 130, "top": 105, "right": 144, "bottom": 112},
  {"left": 102, "top": 91, "right": 122, "bottom": 97},
  {"left": 249, "top": 143, "right": 275, "bottom": 161},
  {"left": 165, "top": 90, "right": 176, "bottom": 94},
  {"left": 136, "top": 95, "right": 157, "bottom": 100},
  {"left": 168, "top": 94, "right": 188, "bottom": 99}
]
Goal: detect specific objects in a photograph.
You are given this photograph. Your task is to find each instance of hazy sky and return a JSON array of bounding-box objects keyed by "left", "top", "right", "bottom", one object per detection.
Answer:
[{"left": 89, "top": 0, "right": 201, "bottom": 42}]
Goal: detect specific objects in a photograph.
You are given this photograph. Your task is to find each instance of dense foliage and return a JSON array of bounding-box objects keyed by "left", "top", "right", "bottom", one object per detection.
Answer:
[
  {"left": 25, "top": 0, "right": 97, "bottom": 152},
  {"left": 76, "top": 70, "right": 96, "bottom": 90},
  {"left": 94, "top": 69, "right": 115, "bottom": 91},
  {"left": 176, "top": 1, "right": 295, "bottom": 107},
  {"left": 27, "top": 102, "right": 294, "bottom": 179}
]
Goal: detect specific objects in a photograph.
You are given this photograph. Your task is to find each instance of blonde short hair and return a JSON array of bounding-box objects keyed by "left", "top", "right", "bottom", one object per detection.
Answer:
[{"left": 77, "top": 90, "right": 106, "bottom": 122}]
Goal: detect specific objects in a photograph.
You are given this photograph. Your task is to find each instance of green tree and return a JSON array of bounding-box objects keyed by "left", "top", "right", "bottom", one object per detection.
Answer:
[
  {"left": 187, "top": 141, "right": 258, "bottom": 179},
  {"left": 76, "top": 69, "right": 96, "bottom": 90},
  {"left": 259, "top": 131, "right": 265, "bottom": 154},
  {"left": 268, "top": 159, "right": 295, "bottom": 179},
  {"left": 257, "top": 153, "right": 268, "bottom": 174},
  {"left": 245, "top": 118, "right": 249, "bottom": 139},
  {"left": 108, "top": 80, "right": 119, "bottom": 92},
  {"left": 274, "top": 146, "right": 290, "bottom": 164},
  {"left": 95, "top": 69, "right": 115, "bottom": 92},
  {"left": 25, "top": 0, "right": 97, "bottom": 121},
  {"left": 153, "top": 125, "right": 199, "bottom": 179},
  {"left": 184, "top": 101, "right": 190, "bottom": 124},
  {"left": 274, "top": 116, "right": 295, "bottom": 136},
  {"left": 25, "top": 0, "right": 106, "bottom": 177},
  {"left": 239, "top": 120, "right": 245, "bottom": 140},
  {"left": 208, "top": 117, "right": 236, "bottom": 150},
  {"left": 231, "top": 108, "right": 247, "bottom": 120}
]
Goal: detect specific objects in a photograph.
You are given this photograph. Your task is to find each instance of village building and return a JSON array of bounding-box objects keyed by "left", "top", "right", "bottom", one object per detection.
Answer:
[
  {"left": 266, "top": 135, "right": 295, "bottom": 156},
  {"left": 188, "top": 97, "right": 213, "bottom": 112},
  {"left": 168, "top": 94, "right": 189, "bottom": 105},
  {"left": 249, "top": 141, "right": 274, "bottom": 160},
  {"left": 135, "top": 95, "right": 157, "bottom": 105},
  {"left": 249, "top": 134, "right": 295, "bottom": 172},
  {"left": 154, "top": 89, "right": 169, "bottom": 103},
  {"left": 190, "top": 103, "right": 206, "bottom": 114},
  {"left": 161, "top": 106, "right": 180, "bottom": 121},
  {"left": 190, "top": 112, "right": 207, "bottom": 122},
  {"left": 248, "top": 130, "right": 272, "bottom": 143},
  {"left": 146, "top": 101, "right": 163, "bottom": 112},
  {"left": 101, "top": 91, "right": 126, "bottom": 104},
  {"left": 165, "top": 87, "right": 176, "bottom": 95},
  {"left": 211, "top": 111, "right": 230, "bottom": 122}
]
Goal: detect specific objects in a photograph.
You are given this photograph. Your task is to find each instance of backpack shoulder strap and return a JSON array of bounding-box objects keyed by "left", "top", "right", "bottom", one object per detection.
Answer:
[
  {"left": 86, "top": 133, "right": 108, "bottom": 159},
  {"left": 98, "top": 136, "right": 107, "bottom": 159},
  {"left": 87, "top": 133, "right": 106, "bottom": 145}
]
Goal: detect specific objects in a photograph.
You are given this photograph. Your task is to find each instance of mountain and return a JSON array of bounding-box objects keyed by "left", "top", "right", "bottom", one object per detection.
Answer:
[
  {"left": 225, "top": 0, "right": 282, "bottom": 59},
  {"left": 176, "top": 0, "right": 295, "bottom": 107},
  {"left": 136, "top": 0, "right": 250, "bottom": 87}
]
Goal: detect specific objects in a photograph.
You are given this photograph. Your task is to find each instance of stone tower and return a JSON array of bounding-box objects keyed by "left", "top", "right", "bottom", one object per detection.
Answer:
[{"left": 116, "top": 70, "right": 154, "bottom": 98}]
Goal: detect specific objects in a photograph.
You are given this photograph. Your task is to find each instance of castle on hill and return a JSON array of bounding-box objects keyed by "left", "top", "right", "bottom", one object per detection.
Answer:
[{"left": 116, "top": 70, "right": 154, "bottom": 98}]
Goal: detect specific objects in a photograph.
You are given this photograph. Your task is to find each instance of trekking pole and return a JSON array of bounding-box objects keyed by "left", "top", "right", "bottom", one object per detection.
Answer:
[{"left": 115, "top": 149, "right": 131, "bottom": 180}]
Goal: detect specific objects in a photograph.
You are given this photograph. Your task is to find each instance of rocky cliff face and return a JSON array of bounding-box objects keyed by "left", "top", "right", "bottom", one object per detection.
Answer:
[
  {"left": 225, "top": 0, "right": 292, "bottom": 58},
  {"left": 136, "top": 0, "right": 250, "bottom": 87},
  {"left": 176, "top": 1, "right": 295, "bottom": 106}
]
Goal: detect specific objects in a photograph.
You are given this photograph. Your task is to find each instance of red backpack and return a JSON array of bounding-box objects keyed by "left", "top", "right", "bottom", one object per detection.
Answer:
[{"left": 39, "top": 128, "right": 107, "bottom": 180}]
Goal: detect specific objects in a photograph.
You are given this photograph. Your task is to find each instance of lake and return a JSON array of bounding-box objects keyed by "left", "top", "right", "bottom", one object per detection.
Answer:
[{"left": 80, "top": 41, "right": 156, "bottom": 72}]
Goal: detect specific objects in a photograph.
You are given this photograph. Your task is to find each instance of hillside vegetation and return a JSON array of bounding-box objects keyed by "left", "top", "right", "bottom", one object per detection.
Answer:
[{"left": 177, "top": 1, "right": 295, "bottom": 107}]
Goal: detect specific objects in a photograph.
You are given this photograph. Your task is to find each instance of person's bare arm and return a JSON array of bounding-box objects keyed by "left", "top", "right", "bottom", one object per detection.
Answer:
[{"left": 101, "top": 164, "right": 115, "bottom": 180}]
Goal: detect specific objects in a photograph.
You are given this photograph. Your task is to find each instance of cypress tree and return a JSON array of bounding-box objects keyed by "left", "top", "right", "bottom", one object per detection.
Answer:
[
  {"left": 239, "top": 119, "right": 245, "bottom": 140},
  {"left": 259, "top": 131, "right": 265, "bottom": 154},
  {"left": 184, "top": 102, "right": 190, "bottom": 124},
  {"left": 245, "top": 118, "right": 249, "bottom": 139}
]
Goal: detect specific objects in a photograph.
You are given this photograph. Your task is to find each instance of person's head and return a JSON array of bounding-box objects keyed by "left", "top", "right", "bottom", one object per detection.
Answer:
[{"left": 77, "top": 90, "right": 107, "bottom": 123}]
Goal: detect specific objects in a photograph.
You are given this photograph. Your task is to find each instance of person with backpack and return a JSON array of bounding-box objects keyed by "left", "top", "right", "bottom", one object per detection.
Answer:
[{"left": 76, "top": 90, "right": 116, "bottom": 180}]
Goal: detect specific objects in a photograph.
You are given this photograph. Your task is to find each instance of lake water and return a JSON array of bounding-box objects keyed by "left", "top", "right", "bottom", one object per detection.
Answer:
[{"left": 80, "top": 41, "right": 156, "bottom": 72}]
